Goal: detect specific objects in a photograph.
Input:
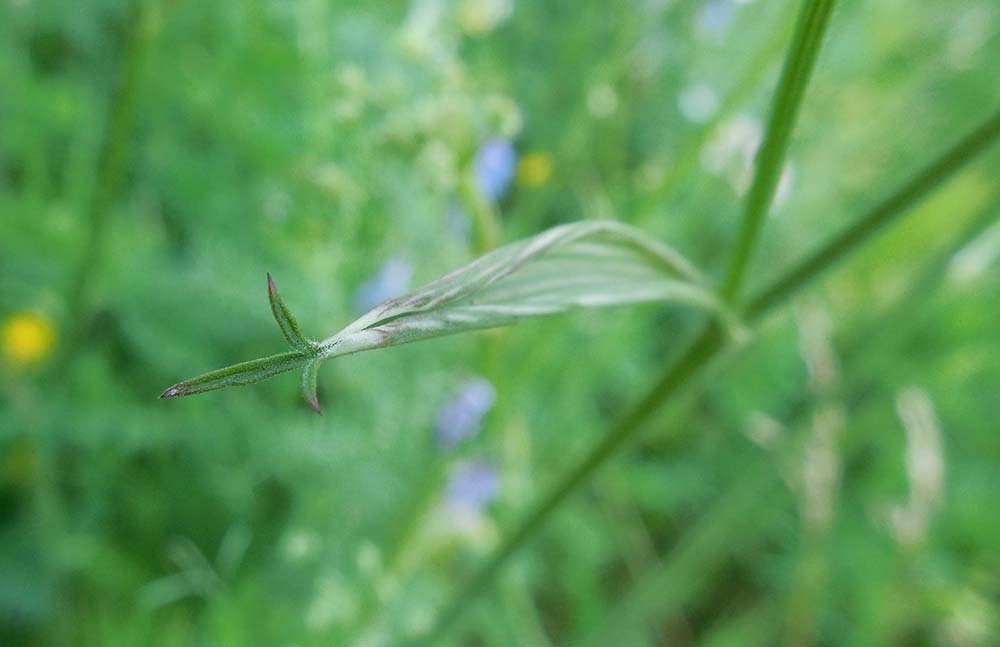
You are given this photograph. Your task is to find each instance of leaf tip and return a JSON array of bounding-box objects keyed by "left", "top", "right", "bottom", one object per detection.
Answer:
[
  {"left": 159, "top": 383, "right": 188, "bottom": 399},
  {"left": 306, "top": 395, "right": 322, "bottom": 415},
  {"left": 267, "top": 272, "right": 277, "bottom": 297}
]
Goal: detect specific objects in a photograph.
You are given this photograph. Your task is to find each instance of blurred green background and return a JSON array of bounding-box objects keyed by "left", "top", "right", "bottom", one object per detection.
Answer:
[{"left": 3, "top": 0, "right": 1000, "bottom": 644}]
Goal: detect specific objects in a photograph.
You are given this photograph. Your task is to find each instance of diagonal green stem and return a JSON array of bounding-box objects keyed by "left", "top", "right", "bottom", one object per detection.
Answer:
[
  {"left": 62, "top": 0, "right": 161, "bottom": 358},
  {"left": 755, "top": 188, "right": 1000, "bottom": 431},
  {"left": 587, "top": 190, "right": 1000, "bottom": 639},
  {"left": 746, "top": 106, "right": 1000, "bottom": 319},
  {"left": 720, "top": 0, "right": 838, "bottom": 304},
  {"left": 418, "top": 100, "right": 1000, "bottom": 644},
  {"left": 634, "top": 1, "right": 795, "bottom": 227}
]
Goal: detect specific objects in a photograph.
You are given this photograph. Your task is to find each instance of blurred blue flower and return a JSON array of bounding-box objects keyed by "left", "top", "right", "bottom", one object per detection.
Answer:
[
  {"left": 445, "top": 461, "right": 500, "bottom": 511},
  {"left": 474, "top": 137, "right": 516, "bottom": 202},
  {"left": 353, "top": 256, "right": 414, "bottom": 314},
  {"left": 696, "top": 0, "right": 734, "bottom": 39},
  {"left": 436, "top": 378, "right": 496, "bottom": 450}
]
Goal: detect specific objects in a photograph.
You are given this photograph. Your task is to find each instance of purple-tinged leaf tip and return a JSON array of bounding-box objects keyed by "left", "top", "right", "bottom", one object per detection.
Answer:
[
  {"left": 300, "top": 358, "right": 322, "bottom": 414},
  {"left": 306, "top": 396, "right": 322, "bottom": 415},
  {"left": 159, "top": 384, "right": 187, "bottom": 398},
  {"left": 267, "top": 271, "right": 277, "bottom": 296}
]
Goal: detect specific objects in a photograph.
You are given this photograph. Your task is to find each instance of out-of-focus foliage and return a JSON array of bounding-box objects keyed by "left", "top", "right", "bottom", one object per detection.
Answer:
[{"left": 1, "top": 0, "right": 999, "bottom": 645}]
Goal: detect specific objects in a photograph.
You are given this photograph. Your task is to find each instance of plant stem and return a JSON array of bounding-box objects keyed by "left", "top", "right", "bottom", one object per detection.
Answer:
[
  {"left": 591, "top": 189, "right": 1000, "bottom": 645},
  {"left": 62, "top": 0, "right": 160, "bottom": 357},
  {"left": 633, "top": 1, "right": 795, "bottom": 226},
  {"left": 720, "top": 0, "right": 838, "bottom": 304},
  {"left": 757, "top": 188, "right": 1000, "bottom": 435},
  {"left": 418, "top": 100, "right": 1000, "bottom": 644},
  {"left": 746, "top": 106, "right": 1000, "bottom": 320},
  {"left": 835, "top": 189, "right": 1000, "bottom": 362}
]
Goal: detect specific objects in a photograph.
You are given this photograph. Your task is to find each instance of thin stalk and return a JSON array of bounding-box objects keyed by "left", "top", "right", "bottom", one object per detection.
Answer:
[
  {"left": 418, "top": 103, "right": 1000, "bottom": 645},
  {"left": 633, "top": 2, "right": 795, "bottom": 226},
  {"left": 746, "top": 106, "right": 1000, "bottom": 320},
  {"left": 721, "top": 0, "right": 838, "bottom": 303},
  {"left": 836, "top": 189, "right": 1000, "bottom": 361},
  {"left": 590, "top": 189, "right": 1000, "bottom": 644},
  {"left": 36, "top": 3, "right": 160, "bottom": 638},
  {"left": 63, "top": 0, "right": 159, "bottom": 352},
  {"left": 728, "top": 189, "right": 1000, "bottom": 453}
]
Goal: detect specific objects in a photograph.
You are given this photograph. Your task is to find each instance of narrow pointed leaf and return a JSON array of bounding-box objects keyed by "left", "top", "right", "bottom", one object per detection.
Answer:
[
  {"left": 267, "top": 272, "right": 314, "bottom": 352},
  {"left": 300, "top": 358, "right": 322, "bottom": 414},
  {"left": 160, "top": 350, "right": 309, "bottom": 398}
]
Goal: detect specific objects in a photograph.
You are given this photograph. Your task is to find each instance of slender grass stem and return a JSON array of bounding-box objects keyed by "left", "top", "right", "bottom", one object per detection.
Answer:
[
  {"left": 63, "top": 0, "right": 159, "bottom": 352},
  {"left": 633, "top": 1, "right": 795, "bottom": 226},
  {"left": 588, "top": 191, "right": 1000, "bottom": 644},
  {"left": 418, "top": 101, "right": 1000, "bottom": 645},
  {"left": 746, "top": 106, "right": 1000, "bottom": 320},
  {"left": 720, "top": 0, "right": 837, "bottom": 303},
  {"left": 755, "top": 188, "right": 1000, "bottom": 432},
  {"left": 37, "top": 3, "right": 162, "bottom": 637},
  {"left": 835, "top": 190, "right": 1000, "bottom": 363}
]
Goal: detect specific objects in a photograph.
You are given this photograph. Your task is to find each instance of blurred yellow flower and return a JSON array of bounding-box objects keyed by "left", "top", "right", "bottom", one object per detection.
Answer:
[
  {"left": 517, "top": 152, "right": 553, "bottom": 188},
  {"left": 2, "top": 312, "right": 56, "bottom": 366}
]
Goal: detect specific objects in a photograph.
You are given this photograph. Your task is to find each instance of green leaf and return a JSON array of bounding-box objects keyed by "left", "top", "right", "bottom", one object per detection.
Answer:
[
  {"left": 159, "top": 350, "right": 310, "bottom": 398},
  {"left": 267, "top": 272, "right": 315, "bottom": 352},
  {"left": 720, "top": 0, "right": 838, "bottom": 303},
  {"left": 317, "top": 220, "right": 727, "bottom": 361},
  {"left": 161, "top": 220, "right": 729, "bottom": 410}
]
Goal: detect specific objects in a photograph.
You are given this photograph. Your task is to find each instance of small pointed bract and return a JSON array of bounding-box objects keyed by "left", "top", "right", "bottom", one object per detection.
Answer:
[
  {"left": 300, "top": 358, "right": 322, "bottom": 414},
  {"left": 267, "top": 272, "right": 314, "bottom": 352}
]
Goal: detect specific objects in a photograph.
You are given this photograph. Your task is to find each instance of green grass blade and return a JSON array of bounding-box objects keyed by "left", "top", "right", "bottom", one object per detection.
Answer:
[
  {"left": 746, "top": 106, "right": 1000, "bottom": 320},
  {"left": 634, "top": 2, "right": 795, "bottom": 226},
  {"left": 720, "top": 0, "right": 838, "bottom": 303}
]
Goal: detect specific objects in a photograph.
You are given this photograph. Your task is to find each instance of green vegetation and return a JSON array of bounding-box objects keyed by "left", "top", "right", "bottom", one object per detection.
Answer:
[{"left": 3, "top": 0, "right": 1000, "bottom": 645}]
